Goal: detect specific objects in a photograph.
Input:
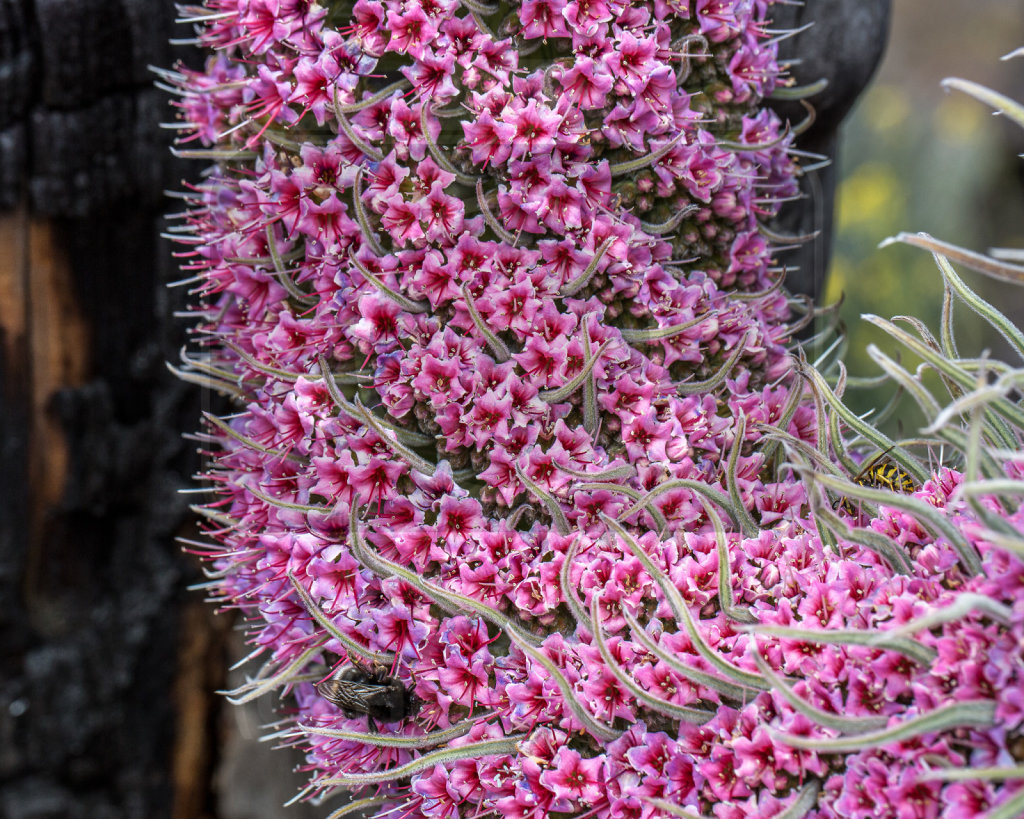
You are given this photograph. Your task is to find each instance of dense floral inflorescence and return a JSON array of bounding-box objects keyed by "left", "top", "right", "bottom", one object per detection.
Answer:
[{"left": 168, "top": 0, "right": 1024, "bottom": 816}]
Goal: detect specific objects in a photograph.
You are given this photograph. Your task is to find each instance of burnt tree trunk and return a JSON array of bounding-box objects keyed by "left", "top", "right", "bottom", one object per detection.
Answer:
[
  {"left": 0, "top": 1, "right": 256, "bottom": 817},
  {"left": 0, "top": 0, "right": 228, "bottom": 813},
  {"left": 0, "top": 1, "right": 889, "bottom": 818}
]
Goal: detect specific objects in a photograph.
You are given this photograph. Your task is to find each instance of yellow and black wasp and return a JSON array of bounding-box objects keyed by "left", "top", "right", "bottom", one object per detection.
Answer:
[{"left": 834, "top": 446, "right": 917, "bottom": 515}]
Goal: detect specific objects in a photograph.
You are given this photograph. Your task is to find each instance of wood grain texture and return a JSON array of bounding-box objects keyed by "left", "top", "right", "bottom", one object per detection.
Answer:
[{"left": 0, "top": 201, "right": 206, "bottom": 819}]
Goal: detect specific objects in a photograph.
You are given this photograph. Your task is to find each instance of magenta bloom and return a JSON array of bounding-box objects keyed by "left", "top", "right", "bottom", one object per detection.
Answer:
[{"left": 169, "top": 0, "right": 1024, "bottom": 817}]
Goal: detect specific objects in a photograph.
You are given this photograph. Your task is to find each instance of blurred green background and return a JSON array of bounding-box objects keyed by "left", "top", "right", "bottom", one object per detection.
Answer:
[{"left": 825, "top": 0, "right": 1024, "bottom": 435}]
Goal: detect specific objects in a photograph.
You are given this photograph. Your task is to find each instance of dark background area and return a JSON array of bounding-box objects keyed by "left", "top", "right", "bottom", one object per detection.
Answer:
[
  {"left": 828, "top": 0, "right": 1024, "bottom": 432},
  {"left": 0, "top": 1, "right": 895, "bottom": 817},
  {"left": 0, "top": 1, "right": 322, "bottom": 816}
]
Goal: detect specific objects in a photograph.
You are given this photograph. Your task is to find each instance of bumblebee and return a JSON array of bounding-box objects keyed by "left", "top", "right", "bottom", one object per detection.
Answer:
[
  {"left": 316, "top": 660, "right": 419, "bottom": 728},
  {"left": 835, "top": 447, "right": 917, "bottom": 515}
]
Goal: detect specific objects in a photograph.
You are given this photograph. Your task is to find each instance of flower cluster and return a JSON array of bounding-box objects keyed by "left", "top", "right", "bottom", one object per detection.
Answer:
[{"left": 167, "top": 0, "right": 1024, "bottom": 817}]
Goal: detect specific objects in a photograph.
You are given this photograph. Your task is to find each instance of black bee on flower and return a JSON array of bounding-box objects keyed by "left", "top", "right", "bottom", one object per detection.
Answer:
[{"left": 316, "top": 660, "right": 419, "bottom": 729}]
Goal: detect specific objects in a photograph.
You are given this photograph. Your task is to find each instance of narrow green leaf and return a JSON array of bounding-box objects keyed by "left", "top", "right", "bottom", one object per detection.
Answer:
[
  {"left": 770, "top": 700, "right": 995, "bottom": 754},
  {"left": 933, "top": 424, "right": 1006, "bottom": 482},
  {"left": 420, "top": 104, "right": 477, "bottom": 187},
  {"left": 758, "top": 221, "right": 820, "bottom": 246},
  {"left": 558, "top": 538, "right": 589, "bottom": 626},
  {"left": 921, "top": 384, "right": 1014, "bottom": 436},
  {"left": 797, "top": 349, "right": 829, "bottom": 456},
  {"left": 625, "top": 610, "right": 757, "bottom": 701},
  {"left": 696, "top": 494, "right": 756, "bottom": 623},
  {"left": 540, "top": 340, "right": 611, "bottom": 404},
  {"left": 732, "top": 269, "right": 786, "bottom": 301},
  {"left": 880, "top": 592, "right": 1012, "bottom": 642},
  {"left": 476, "top": 180, "right": 517, "bottom": 244},
  {"left": 352, "top": 166, "right": 385, "bottom": 257},
  {"left": 883, "top": 232, "right": 1024, "bottom": 289},
  {"left": 755, "top": 425, "right": 847, "bottom": 482},
  {"left": 222, "top": 640, "right": 327, "bottom": 704},
  {"left": 865, "top": 344, "right": 942, "bottom": 419},
  {"left": 892, "top": 313, "right": 944, "bottom": 352},
  {"left": 602, "top": 514, "right": 770, "bottom": 691},
  {"left": 458, "top": 0, "right": 499, "bottom": 16},
  {"left": 580, "top": 480, "right": 669, "bottom": 535},
  {"left": 934, "top": 252, "right": 1024, "bottom": 361},
  {"left": 582, "top": 324, "right": 599, "bottom": 438},
  {"left": 577, "top": 481, "right": 644, "bottom": 500},
  {"left": 167, "top": 362, "right": 244, "bottom": 399},
  {"left": 808, "top": 491, "right": 914, "bottom": 575},
  {"left": 751, "top": 653, "right": 889, "bottom": 734},
  {"left": 619, "top": 313, "right": 711, "bottom": 344},
  {"left": 335, "top": 110, "right": 384, "bottom": 162},
  {"left": 809, "top": 332, "right": 846, "bottom": 374},
  {"left": 349, "top": 508, "right": 496, "bottom": 621},
  {"left": 324, "top": 798, "right": 390, "bottom": 819},
  {"left": 639, "top": 798, "right": 713, "bottom": 819},
  {"left": 188, "top": 504, "right": 239, "bottom": 531},
  {"left": 222, "top": 341, "right": 300, "bottom": 382},
  {"left": 636, "top": 204, "right": 698, "bottom": 236},
  {"left": 590, "top": 597, "right": 714, "bottom": 724},
  {"left": 614, "top": 478, "right": 752, "bottom": 538},
  {"left": 466, "top": 8, "right": 496, "bottom": 38},
  {"left": 318, "top": 355, "right": 434, "bottom": 448},
  {"left": 724, "top": 413, "right": 761, "bottom": 539},
  {"left": 350, "top": 396, "right": 434, "bottom": 476},
  {"left": 608, "top": 132, "right": 685, "bottom": 177},
  {"left": 287, "top": 570, "right": 394, "bottom": 665},
  {"left": 460, "top": 283, "right": 511, "bottom": 362},
  {"left": 514, "top": 463, "right": 571, "bottom": 535},
  {"left": 778, "top": 780, "right": 823, "bottom": 819},
  {"left": 265, "top": 225, "right": 317, "bottom": 306},
  {"left": 320, "top": 735, "right": 526, "bottom": 787},
  {"left": 982, "top": 783, "right": 1024, "bottom": 819},
  {"left": 561, "top": 237, "right": 616, "bottom": 297},
  {"left": 171, "top": 147, "right": 258, "bottom": 160},
  {"left": 920, "top": 766, "right": 1024, "bottom": 782},
  {"left": 717, "top": 123, "right": 791, "bottom": 153},
  {"left": 827, "top": 401, "right": 860, "bottom": 478},
  {"left": 349, "top": 510, "right": 621, "bottom": 740},
  {"left": 559, "top": 463, "right": 636, "bottom": 482},
  {"left": 757, "top": 379, "right": 822, "bottom": 469},
  {"left": 334, "top": 79, "right": 410, "bottom": 114},
  {"left": 203, "top": 411, "right": 298, "bottom": 462},
  {"left": 941, "top": 77, "right": 1024, "bottom": 131},
  {"left": 349, "top": 253, "right": 430, "bottom": 314},
  {"left": 809, "top": 470, "right": 982, "bottom": 574},
  {"left": 300, "top": 714, "right": 489, "bottom": 748},
  {"left": 975, "top": 526, "right": 1024, "bottom": 557},
  {"left": 769, "top": 78, "right": 828, "bottom": 100},
  {"left": 244, "top": 482, "right": 327, "bottom": 515},
  {"left": 676, "top": 331, "right": 750, "bottom": 396},
  {"left": 747, "top": 623, "right": 936, "bottom": 666},
  {"left": 941, "top": 281, "right": 959, "bottom": 360},
  {"left": 799, "top": 362, "right": 928, "bottom": 483}
]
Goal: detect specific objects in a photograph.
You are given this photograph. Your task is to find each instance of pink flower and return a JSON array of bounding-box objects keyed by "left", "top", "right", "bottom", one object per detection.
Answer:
[
  {"left": 538, "top": 747, "right": 605, "bottom": 806},
  {"left": 520, "top": 0, "right": 568, "bottom": 39},
  {"left": 507, "top": 99, "right": 561, "bottom": 160},
  {"left": 171, "top": 2, "right": 1024, "bottom": 818},
  {"left": 558, "top": 58, "right": 613, "bottom": 110},
  {"left": 385, "top": 6, "right": 439, "bottom": 57},
  {"left": 462, "top": 108, "right": 517, "bottom": 166}
]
